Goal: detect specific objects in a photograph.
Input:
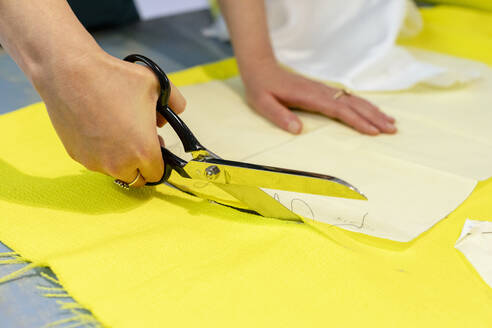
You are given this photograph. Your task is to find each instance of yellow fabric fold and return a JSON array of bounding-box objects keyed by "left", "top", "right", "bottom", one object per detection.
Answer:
[
  {"left": 398, "top": 6, "right": 492, "bottom": 65},
  {"left": 1, "top": 5, "right": 492, "bottom": 328}
]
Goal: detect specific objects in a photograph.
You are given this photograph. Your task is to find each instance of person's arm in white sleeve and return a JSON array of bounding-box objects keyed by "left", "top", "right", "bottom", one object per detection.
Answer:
[{"left": 218, "top": 0, "right": 397, "bottom": 135}]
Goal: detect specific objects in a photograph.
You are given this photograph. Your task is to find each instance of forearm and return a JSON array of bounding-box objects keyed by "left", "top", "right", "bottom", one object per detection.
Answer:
[
  {"left": 217, "top": 0, "right": 276, "bottom": 78},
  {"left": 0, "top": 0, "right": 101, "bottom": 85}
]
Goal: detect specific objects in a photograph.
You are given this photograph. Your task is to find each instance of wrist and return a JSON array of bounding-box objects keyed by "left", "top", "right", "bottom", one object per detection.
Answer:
[
  {"left": 31, "top": 49, "right": 114, "bottom": 114},
  {"left": 30, "top": 41, "right": 104, "bottom": 95},
  {"left": 237, "top": 54, "right": 279, "bottom": 81},
  {"left": 0, "top": 0, "right": 104, "bottom": 92},
  {"left": 13, "top": 14, "right": 102, "bottom": 88}
]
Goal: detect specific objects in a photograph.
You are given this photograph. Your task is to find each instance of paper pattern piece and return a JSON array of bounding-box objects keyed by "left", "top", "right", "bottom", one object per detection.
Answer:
[
  {"left": 159, "top": 49, "right": 492, "bottom": 242},
  {"left": 455, "top": 220, "right": 492, "bottom": 288}
]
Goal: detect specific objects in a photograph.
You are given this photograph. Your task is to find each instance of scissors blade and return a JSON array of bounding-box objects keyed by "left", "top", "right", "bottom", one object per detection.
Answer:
[
  {"left": 167, "top": 170, "right": 302, "bottom": 220},
  {"left": 211, "top": 183, "right": 302, "bottom": 221},
  {"left": 183, "top": 158, "right": 367, "bottom": 201}
]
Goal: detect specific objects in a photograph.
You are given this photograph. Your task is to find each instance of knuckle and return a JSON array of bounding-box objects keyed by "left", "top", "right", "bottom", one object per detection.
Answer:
[
  {"left": 66, "top": 146, "right": 104, "bottom": 173},
  {"left": 322, "top": 102, "right": 338, "bottom": 117},
  {"left": 180, "top": 96, "right": 187, "bottom": 110},
  {"left": 342, "top": 110, "right": 359, "bottom": 125},
  {"left": 66, "top": 150, "right": 99, "bottom": 172},
  {"left": 104, "top": 157, "right": 133, "bottom": 178},
  {"left": 136, "top": 64, "right": 154, "bottom": 80},
  {"left": 332, "top": 103, "right": 347, "bottom": 118},
  {"left": 250, "top": 93, "right": 267, "bottom": 107},
  {"left": 171, "top": 96, "right": 186, "bottom": 114},
  {"left": 249, "top": 96, "right": 269, "bottom": 114},
  {"left": 149, "top": 168, "right": 165, "bottom": 182},
  {"left": 363, "top": 98, "right": 378, "bottom": 110},
  {"left": 137, "top": 145, "right": 159, "bottom": 164},
  {"left": 367, "top": 110, "right": 387, "bottom": 125},
  {"left": 144, "top": 163, "right": 164, "bottom": 183},
  {"left": 364, "top": 110, "right": 380, "bottom": 121},
  {"left": 139, "top": 69, "right": 160, "bottom": 98}
]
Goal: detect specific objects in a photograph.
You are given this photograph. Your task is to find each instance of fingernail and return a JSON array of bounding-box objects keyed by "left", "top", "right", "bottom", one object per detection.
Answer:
[
  {"left": 287, "top": 121, "right": 302, "bottom": 134},
  {"left": 368, "top": 125, "right": 379, "bottom": 135},
  {"left": 385, "top": 122, "right": 396, "bottom": 132}
]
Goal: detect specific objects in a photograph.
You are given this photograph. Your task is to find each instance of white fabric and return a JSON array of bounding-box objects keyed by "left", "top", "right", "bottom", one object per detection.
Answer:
[
  {"left": 456, "top": 220, "right": 492, "bottom": 288},
  {"left": 204, "top": 0, "right": 480, "bottom": 91}
]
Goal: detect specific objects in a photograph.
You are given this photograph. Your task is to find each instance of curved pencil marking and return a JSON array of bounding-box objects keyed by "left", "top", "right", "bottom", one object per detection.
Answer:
[
  {"left": 331, "top": 213, "right": 368, "bottom": 230},
  {"left": 290, "top": 198, "right": 315, "bottom": 221}
]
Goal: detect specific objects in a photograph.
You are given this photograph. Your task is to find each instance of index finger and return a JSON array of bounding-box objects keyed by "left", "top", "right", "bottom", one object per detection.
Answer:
[
  {"left": 157, "top": 82, "right": 186, "bottom": 128},
  {"left": 341, "top": 95, "right": 397, "bottom": 134}
]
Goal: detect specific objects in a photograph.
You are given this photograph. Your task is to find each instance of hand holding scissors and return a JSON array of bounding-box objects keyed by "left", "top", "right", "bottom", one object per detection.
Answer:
[{"left": 119, "top": 54, "right": 367, "bottom": 222}]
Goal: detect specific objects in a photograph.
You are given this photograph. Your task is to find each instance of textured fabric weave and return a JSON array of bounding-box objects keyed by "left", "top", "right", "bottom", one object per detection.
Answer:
[{"left": 1, "top": 6, "right": 492, "bottom": 328}]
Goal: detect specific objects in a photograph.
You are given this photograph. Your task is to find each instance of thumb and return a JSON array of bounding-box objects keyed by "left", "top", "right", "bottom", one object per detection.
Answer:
[{"left": 252, "top": 94, "right": 302, "bottom": 134}]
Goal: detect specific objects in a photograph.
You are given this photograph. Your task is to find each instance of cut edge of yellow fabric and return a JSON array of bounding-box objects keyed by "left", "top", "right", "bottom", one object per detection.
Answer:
[
  {"left": 0, "top": 58, "right": 240, "bottom": 328},
  {"left": 0, "top": 252, "right": 103, "bottom": 328},
  {"left": 0, "top": 252, "right": 45, "bottom": 284}
]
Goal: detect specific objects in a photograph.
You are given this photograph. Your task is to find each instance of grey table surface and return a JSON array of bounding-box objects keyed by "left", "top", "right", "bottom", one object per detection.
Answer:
[{"left": 0, "top": 9, "right": 232, "bottom": 328}]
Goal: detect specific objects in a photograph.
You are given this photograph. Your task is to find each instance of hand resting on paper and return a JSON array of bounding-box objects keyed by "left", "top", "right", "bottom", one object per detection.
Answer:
[
  {"left": 218, "top": 0, "right": 397, "bottom": 135},
  {"left": 241, "top": 62, "right": 397, "bottom": 135}
]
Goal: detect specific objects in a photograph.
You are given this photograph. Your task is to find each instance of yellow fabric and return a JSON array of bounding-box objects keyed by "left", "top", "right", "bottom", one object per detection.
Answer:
[
  {"left": 1, "top": 102, "right": 492, "bottom": 327},
  {"left": 208, "top": 0, "right": 220, "bottom": 18},
  {"left": 398, "top": 6, "right": 492, "bottom": 65},
  {"left": 170, "top": 57, "right": 238, "bottom": 86},
  {"left": 1, "top": 5, "right": 492, "bottom": 328}
]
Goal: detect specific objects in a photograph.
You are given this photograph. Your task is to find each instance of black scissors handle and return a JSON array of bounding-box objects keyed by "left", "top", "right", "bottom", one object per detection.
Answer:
[{"left": 123, "top": 54, "right": 204, "bottom": 185}]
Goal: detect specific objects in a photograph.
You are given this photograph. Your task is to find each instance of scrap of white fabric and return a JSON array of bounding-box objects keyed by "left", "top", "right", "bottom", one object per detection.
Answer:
[
  {"left": 203, "top": 0, "right": 480, "bottom": 91},
  {"left": 455, "top": 220, "right": 492, "bottom": 288}
]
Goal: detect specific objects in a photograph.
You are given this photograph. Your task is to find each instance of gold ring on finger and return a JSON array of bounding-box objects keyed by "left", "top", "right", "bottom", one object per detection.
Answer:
[
  {"left": 114, "top": 170, "right": 142, "bottom": 189},
  {"left": 333, "top": 89, "right": 351, "bottom": 100}
]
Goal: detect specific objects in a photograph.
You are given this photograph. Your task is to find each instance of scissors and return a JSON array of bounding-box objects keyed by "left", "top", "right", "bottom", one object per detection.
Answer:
[{"left": 123, "top": 54, "right": 367, "bottom": 221}]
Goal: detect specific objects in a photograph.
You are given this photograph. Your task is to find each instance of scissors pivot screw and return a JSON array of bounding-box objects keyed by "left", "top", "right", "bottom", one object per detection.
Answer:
[{"left": 205, "top": 165, "right": 220, "bottom": 180}]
